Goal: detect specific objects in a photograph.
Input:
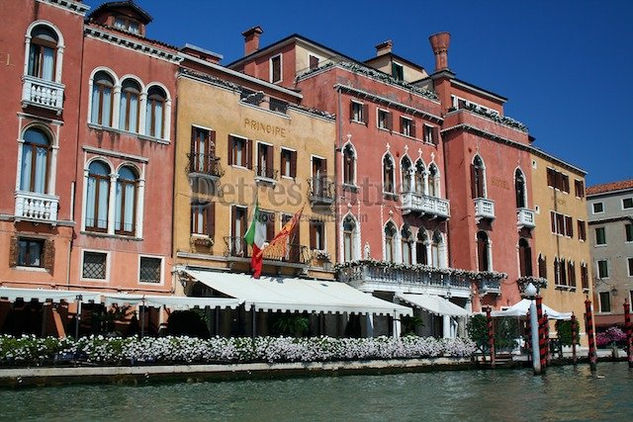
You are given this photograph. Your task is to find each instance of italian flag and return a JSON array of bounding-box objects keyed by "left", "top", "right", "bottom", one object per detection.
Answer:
[{"left": 244, "top": 202, "right": 266, "bottom": 278}]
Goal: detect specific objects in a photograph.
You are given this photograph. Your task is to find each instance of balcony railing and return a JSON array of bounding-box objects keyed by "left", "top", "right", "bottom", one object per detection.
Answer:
[
  {"left": 336, "top": 261, "right": 473, "bottom": 297},
  {"left": 478, "top": 278, "right": 501, "bottom": 295},
  {"left": 14, "top": 191, "right": 58, "bottom": 223},
  {"left": 187, "top": 153, "right": 223, "bottom": 179},
  {"left": 401, "top": 192, "right": 450, "bottom": 219},
  {"left": 224, "top": 236, "right": 310, "bottom": 265},
  {"left": 517, "top": 207, "right": 535, "bottom": 228},
  {"left": 308, "top": 177, "right": 336, "bottom": 205},
  {"left": 22, "top": 75, "right": 64, "bottom": 114},
  {"left": 254, "top": 166, "right": 278, "bottom": 183},
  {"left": 474, "top": 198, "right": 495, "bottom": 220}
]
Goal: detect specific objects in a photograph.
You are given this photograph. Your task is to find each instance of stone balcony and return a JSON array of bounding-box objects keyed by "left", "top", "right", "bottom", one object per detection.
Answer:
[
  {"left": 474, "top": 198, "right": 495, "bottom": 220},
  {"left": 308, "top": 177, "right": 336, "bottom": 205},
  {"left": 336, "top": 261, "right": 473, "bottom": 298},
  {"left": 401, "top": 192, "right": 450, "bottom": 219},
  {"left": 478, "top": 277, "right": 502, "bottom": 295},
  {"left": 14, "top": 191, "right": 59, "bottom": 223},
  {"left": 22, "top": 75, "right": 64, "bottom": 114},
  {"left": 517, "top": 207, "right": 535, "bottom": 229}
]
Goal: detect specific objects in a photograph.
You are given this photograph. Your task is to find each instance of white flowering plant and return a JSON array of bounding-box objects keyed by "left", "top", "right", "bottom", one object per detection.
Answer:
[{"left": 0, "top": 334, "right": 476, "bottom": 367}]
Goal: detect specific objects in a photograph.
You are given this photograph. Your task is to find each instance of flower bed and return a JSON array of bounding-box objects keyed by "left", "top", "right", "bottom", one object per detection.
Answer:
[{"left": 0, "top": 335, "right": 476, "bottom": 367}]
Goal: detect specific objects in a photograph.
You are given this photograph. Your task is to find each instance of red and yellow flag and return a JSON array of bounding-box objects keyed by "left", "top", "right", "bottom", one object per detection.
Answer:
[{"left": 258, "top": 204, "right": 304, "bottom": 258}]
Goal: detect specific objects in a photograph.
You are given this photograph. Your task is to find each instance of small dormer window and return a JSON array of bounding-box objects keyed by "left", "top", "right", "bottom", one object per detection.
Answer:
[
  {"left": 392, "top": 62, "right": 404, "bottom": 81},
  {"left": 114, "top": 16, "right": 140, "bottom": 34}
]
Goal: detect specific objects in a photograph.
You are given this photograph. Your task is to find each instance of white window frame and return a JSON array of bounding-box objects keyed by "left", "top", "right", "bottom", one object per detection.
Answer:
[
  {"left": 138, "top": 254, "right": 165, "bottom": 285},
  {"left": 392, "top": 61, "right": 404, "bottom": 80},
  {"left": 229, "top": 133, "right": 249, "bottom": 169},
  {"left": 350, "top": 100, "right": 364, "bottom": 124},
  {"left": 622, "top": 197, "right": 633, "bottom": 210},
  {"left": 423, "top": 124, "right": 435, "bottom": 144},
  {"left": 23, "top": 20, "right": 65, "bottom": 84},
  {"left": 80, "top": 249, "right": 110, "bottom": 282},
  {"left": 311, "top": 219, "right": 327, "bottom": 252},
  {"left": 340, "top": 213, "right": 361, "bottom": 263},
  {"left": 592, "top": 201, "right": 604, "bottom": 214},
  {"left": 400, "top": 116, "right": 413, "bottom": 137},
  {"left": 598, "top": 291, "right": 611, "bottom": 314},
  {"left": 382, "top": 152, "right": 396, "bottom": 195},
  {"left": 256, "top": 140, "right": 274, "bottom": 177},
  {"left": 596, "top": 259, "right": 609, "bottom": 279},
  {"left": 594, "top": 226, "right": 607, "bottom": 246},
  {"left": 376, "top": 108, "right": 390, "bottom": 131},
  {"left": 280, "top": 146, "right": 296, "bottom": 179},
  {"left": 627, "top": 257, "right": 633, "bottom": 277},
  {"left": 269, "top": 54, "right": 282, "bottom": 84},
  {"left": 341, "top": 141, "right": 358, "bottom": 187}
]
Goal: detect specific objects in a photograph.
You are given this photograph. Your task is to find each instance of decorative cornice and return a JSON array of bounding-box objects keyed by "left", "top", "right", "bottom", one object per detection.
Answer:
[
  {"left": 84, "top": 26, "right": 182, "bottom": 64},
  {"left": 450, "top": 104, "right": 528, "bottom": 132},
  {"left": 36, "top": 0, "right": 89, "bottom": 15},
  {"left": 334, "top": 84, "right": 442, "bottom": 123},
  {"left": 587, "top": 216, "right": 633, "bottom": 225},
  {"left": 83, "top": 145, "right": 149, "bottom": 163}
]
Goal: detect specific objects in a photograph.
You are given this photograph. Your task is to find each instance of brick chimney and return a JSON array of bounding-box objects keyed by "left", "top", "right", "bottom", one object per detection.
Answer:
[
  {"left": 375, "top": 40, "right": 393, "bottom": 56},
  {"left": 428, "top": 32, "right": 451, "bottom": 72},
  {"left": 242, "top": 26, "right": 263, "bottom": 56}
]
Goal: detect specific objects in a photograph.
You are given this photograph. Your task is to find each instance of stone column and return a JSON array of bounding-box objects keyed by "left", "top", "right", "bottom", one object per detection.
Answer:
[
  {"left": 107, "top": 173, "right": 117, "bottom": 235},
  {"left": 423, "top": 170, "right": 430, "bottom": 195},
  {"left": 443, "top": 314, "right": 451, "bottom": 338}
]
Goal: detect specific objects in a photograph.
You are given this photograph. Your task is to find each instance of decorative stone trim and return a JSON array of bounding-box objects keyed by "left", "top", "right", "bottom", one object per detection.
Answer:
[
  {"left": 84, "top": 27, "right": 181, "bottom": 64},
  {"left": 37, "top": 0, "right": 89, "bottom": 15}
]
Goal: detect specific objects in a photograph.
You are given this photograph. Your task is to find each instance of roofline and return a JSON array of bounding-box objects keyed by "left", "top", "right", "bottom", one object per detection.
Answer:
[
  {"left": 364, "top": 52, "right": 427, "bottom": 73},
  {"left": 530, "top": 147, "right": 587, "bottom": 175},
  {"left": 450, "top": 78, "right": 508, "bottom": 103},
  {"left": 182, "top": 53, "right": 303, "bottom": 99},
  {"left": 586, "top": 187, "right": 633, "bottom": 198}
]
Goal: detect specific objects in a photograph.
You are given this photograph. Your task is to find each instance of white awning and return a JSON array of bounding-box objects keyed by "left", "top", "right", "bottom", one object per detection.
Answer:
[
  {"left": 185, "top": 269, "right": 412, "bottom": 316},
  {"left": 0, "top": 287, "right": 101, "bottom": 304},
  {"left": 491, "top": 299, "right": 572, "bottom": 320},
  {"left": 396, "top": 293, "right": 469, "bottom": 317},
  {"left": 102, "top": 293, "right": 240, "bottom": 310}
]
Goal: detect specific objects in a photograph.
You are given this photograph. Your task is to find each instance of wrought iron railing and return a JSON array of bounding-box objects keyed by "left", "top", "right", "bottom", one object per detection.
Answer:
[
  {"left": 224, "top": 236, "right": 310, "bottom": 264},
  {"left": 187, "top": 153, "right": 224, "bottom": 178},
  {"left": 254, "top": 166, "right": 278, "bottom": 181},
  {"left": 308, "top": 177, "right": 335, "bottom": 204}
]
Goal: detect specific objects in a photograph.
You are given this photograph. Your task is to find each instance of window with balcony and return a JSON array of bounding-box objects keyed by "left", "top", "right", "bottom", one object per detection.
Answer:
[
  {"left": 599, "top": 291, "right": 611, "bottom": 313},
  {"left": 554, "top": 258, "right": 560, "bottom": 284},
  {"left": 139, "top": 256, "right": 162, "bottom": 284},
  {"left": 270, "top": 55, "right": 282, "bottom": 83},
  {"left": 401, "top": 226, "right": 413, "bottom": 265},
  {"left": 515, "top": 169, "right": 526, "bottom": 208},
  {"left": 400, "top": 156, "right": 412, "bottom": 193},
  {"left": 228, "top": 135, "right": 251, "bottom": 168},
  {"left": 595, "top": 227, "right": 606, "bottom": 245},
  {"left": 414, "top": 160, "right": 425, "bottom": 194},
  {"left": 431, "top": 230, "right": 443, "bottom": 268},
  {"left": 342, "top": 144, "right": 356, "bottom": 185},
  {"left": 20, "top": 127, "right": 50, "bottom": 194},
  {"left": 343, "top": 215, "right": 358, "bottom": 262},
  {"left": 114, "top": 166, "right": 137, "bottom": 235},
  {"left": 310, "top": 220, "right": 325, "bottom": 251},
  {"left": 91, "top": 71, "right": 115, "bottom": 127},
  {"left": 350, "top": 101, "right": 367, "bottom": 124},
  {"left": 256, "top": 143, "right": 275, "bottom": 180},
  {"left": 119, "top": 79, "right": 141, "bottom": 133},
  {"left": 477, "top": 231, "right": 490, "bottom": 271},
  {"left": 85, "top": 161, "right": 111, "bottom": 232},
  {"left": 384, "top": 222, "right": 397, "bottom": 263},
  {"left": 416, "top": 230, "right": 428, "bottom": 265},
  {"left": 471, "top": 155, "right": 486, "bottom": 199},
  {"left": 81, "top": 251, "right": 107, "bottom": 280},
  {"left": 383, "top": 154, "right": 395, "bottom": 194},
  {"left": 400, "top": 117, "right": 415, "bottom": 137},
  {"left": 518, "top": 238, "right": 532, "bottom": 277},
  {"left": 311, "top": 156, "right": 327, "bottom": 197},
  {"left": 538, "top": 254, "right": 547, "bottom": 278},
  {"left": 377, "top": 109, "right": 392, "bottom": 130},
  {"left": 17, "top": 238, "right": 44, "bottom": 268},
  {"left": 145, "top": 85, "right": 167, "bottom": 139},
  {"left": 559, "top": 258, "right": 567, "bottom": 285},
  {"left": 280, "top": 148, "right": 296, "bottom": 178},
  {"left": 230, "top": 206, "right": 248, "bottom": 256},
  {"left": 428, "top": 164, "right": 439, "bottom": 197},
  {"left": 581, "top": 263, "right": 589, "bottom": 290},
  {"left": 27, "top": 25, "right": 59, "bottom": 81},
  {"left": 597, "top": 259, "right": 609, "bottom": 279},
  {"left": 190, "top": 127, "right": 218, "bottom": 176}
]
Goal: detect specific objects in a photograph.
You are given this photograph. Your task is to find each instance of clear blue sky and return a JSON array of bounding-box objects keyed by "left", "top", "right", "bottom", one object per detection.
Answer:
[{"left": 84, "top": 0, "right": 633, "bottom": 185}]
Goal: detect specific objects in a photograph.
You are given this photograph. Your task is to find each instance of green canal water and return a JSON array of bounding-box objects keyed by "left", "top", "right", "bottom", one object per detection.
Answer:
[{"left": 1, "top": 363, "right": 632, "bottom": 421}]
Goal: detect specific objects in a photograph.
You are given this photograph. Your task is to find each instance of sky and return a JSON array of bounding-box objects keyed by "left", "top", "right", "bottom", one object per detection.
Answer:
[{"left": 84, "top": 0, "right": 633, "bottom": 186}]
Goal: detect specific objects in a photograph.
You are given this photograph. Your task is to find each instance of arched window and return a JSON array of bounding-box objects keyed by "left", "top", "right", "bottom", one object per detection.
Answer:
[
  {"left": 471, "top": 155, "right": 486, "bottom": 199},
  {"left": 343, "top": 144, "right": 355, "bottom": 185},
  {"left": 538, "top": 254, "right": 547, "bottom": 278},
  {"left": 401, "top": 156, "right": 412, "bottom": 192},
  {"left": 416, "top": 229, "right": 428, "bottom": 265},
  {"left": 553, "top": 257, "right": 560, "bottom": 284},
  {"left": 27, "top": 25, "right": 58, "bottom": 81},
  {"left": 518, "top": 238, "right": 532, "bottom": 277},
  {"left": 431, "top": 230, "right": 442, "bottom": 267},
  {"left": 383, "top": 154, "right": 395, "bottom": 193},
  {"left": 384, "top": 222, "right": 397, "bottom": 262},
  {"left": 146, "top": 85, "right": 166, "bottom": 138},
  {"left": 86, "top": 161, "right": 111, "bottom": 232},
  {"left": 428, "top": 164, "right": 439, "bottom": 197},
  {"left": 560, "top": 258, "right": 567, "bottom": 285},
  {"left": 115, "top": 166, "right": 137, "bottom": 235},
  {"left": 477, "top": 231, "right": 490, "bottom": 271},
  {"left": 20, "top": 127, "right": 50, "bottom": 194},
  {"left": 343, "top": 216, "right": 357, "bottom": 262},
  {"left": 91, "top": 71, "right": 115, "bottom": 126},
  {"left": 401, "top": 225, "right": 413, "bottom": 264},
  {"left": 119, "top": 79, "right": 141, "bottom": 133},
  {"left": 568, "top": 261, "right": 576, "bottom": 287},
  {"left": 515, "top": 168, "right": 526, "bottom": 208},
  {"left": 414, "top": 160, "right": 425, "bottom": 195}
]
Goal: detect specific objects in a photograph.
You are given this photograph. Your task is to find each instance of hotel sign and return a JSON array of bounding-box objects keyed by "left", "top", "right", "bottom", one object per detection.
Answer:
[{"left": 244, "top": 118, "right": 286, "bottom": 138}]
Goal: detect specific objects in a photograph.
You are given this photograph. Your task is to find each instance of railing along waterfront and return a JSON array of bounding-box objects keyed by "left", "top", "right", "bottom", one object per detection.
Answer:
[
  {"left": 401, "top": 192, "right": 450, "bottom": 218},
  {"left": 22, "top": 75, "right": 64, "bottom": 113},
  {"left": 14, "top": 191, "right": 59, "bottom": 222}
]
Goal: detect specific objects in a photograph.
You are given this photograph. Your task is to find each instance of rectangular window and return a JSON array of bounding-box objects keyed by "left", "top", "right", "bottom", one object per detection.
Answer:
[
  {"left": 599, "top": 291, "right": 611, "bottom": 313},
  {"left": 310, "top": 220, "right": 325, "bottom": 250},
  {"left": 623, "top": 197, "right": 633, "bottom": 209},
  {"left": 190, "top": 202, "right": 214, "bottom": 238},
  {"left": 17, "top": 238, "right": 44, "bottom": 268},
  {"left": 595, "top": 227, "right": 606, "bottom": 245},
  {"left": 230, "top": 206, "right": 248, "bottom": 256},
  {"left": 392, "top": 62, "right": 404, "bottom": 81},
  {"left": 377, "top": 109, "right": 392, "bottom": 130},
  {"left": 229, "top": 135, "right": 250, "bottom": 168},
  {"left": 280, "top": 148, "right": 296, "bottom": 178},
  {"left": 577, "top": 220, "right": 586, "bottom": 241},
  {"left": 628, "top": 257, "right": 633, "bottom": 277},
  {"left": 574, "top": 179, "right": 585, "bottom": 197},
  {"left": 309, "top": 54, "right": 319, "bottom": 70},
  {"left": 400, "top": 117, "right": 414, "bottom": 137},
  {"left": 565, "top": 216, "right": 573, "bottom": 237},
  {"left": 139, "top": 257, "right": 162, "bottom": 284},
  {"left": 546, "top": 168, "right": 570, "bottom": 192},
  {"left": 597, "top": 260, "right": 609, "bottom": 279},
  {"left": 592, "top": 202, "right": 604, "bottom": 214},
  {"left": 581, "top": 264, "right": 589, "bottom": 290},
  {"left": 260, "top": 211, "right": 276, "bottom": 242},
  {"left": 423, "top": 125, "right": 434, "bottom": 144},
  {"left": 256, "top": 142, "right": 275, "bottom": 179},
  {"left": 626, "top": 224, "right": 633, "bottom": 242},
  {"left": 82, "top": 251, "right": 107, "bottom": 280},
  {"left": 350, "top": 101, "right": 367, "bottom": 124},
  {"left": 270, "top": 55, "right": 282, "bottom": 83}
]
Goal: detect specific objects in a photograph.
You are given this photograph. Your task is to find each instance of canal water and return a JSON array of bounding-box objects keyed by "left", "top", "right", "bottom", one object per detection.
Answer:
[{"left": 1, "top": 363, "right": 632, "bottom": 421}]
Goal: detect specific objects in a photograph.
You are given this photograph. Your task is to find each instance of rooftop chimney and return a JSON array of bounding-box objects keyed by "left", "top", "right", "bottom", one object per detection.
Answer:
[
  {"left": 428, "top": 32, "right": 451, "bottom": 72},
  {"left": 242, "top": 26, "right": 263, "bottom": 56},
  {"left": 375, "top": 40, "right": 393, "bottom": 56}
]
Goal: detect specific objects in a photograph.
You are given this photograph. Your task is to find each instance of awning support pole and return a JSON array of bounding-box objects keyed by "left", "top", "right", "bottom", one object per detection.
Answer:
[
  {"left": 140, "top": 299, "right": 145, "bottom": 338},
  {"left": 75, "top": 295, "right": 82, "bottom": 339},
  {"left": 251, "top": 304, "right": 256, "bottom": 339}
]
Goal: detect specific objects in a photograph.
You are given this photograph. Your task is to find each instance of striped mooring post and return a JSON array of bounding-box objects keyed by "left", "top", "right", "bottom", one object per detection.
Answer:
[
  {"left": 544, "top": 312, "right": 551, "bottom": 365},
  {"left": 584, "top": 297, "right": 597, "bottom": 372},
  {"left": 525, "top": 310, "right": 532, "bottom": 357},
  {"left": 485, "top": 306, "right": 495, "bottom": 368},
  {"left": 624, "top": 298, "right": 633, "bottom": 368},
  {"left": 571, "top": 313, "right": 578, "bottom": 365},
  {"left": 536, "top": 296, "right": 547, "bottom": 370}
]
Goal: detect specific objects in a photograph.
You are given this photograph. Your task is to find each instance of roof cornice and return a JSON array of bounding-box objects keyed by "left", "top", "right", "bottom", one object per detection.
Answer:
[{"left": 36, "top": 0, "right": 89, "bottom": 15}]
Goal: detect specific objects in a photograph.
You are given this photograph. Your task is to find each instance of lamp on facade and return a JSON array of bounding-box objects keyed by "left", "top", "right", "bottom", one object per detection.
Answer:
[{"left": 524, "top": 282, "right": 537, "bottom": 299}]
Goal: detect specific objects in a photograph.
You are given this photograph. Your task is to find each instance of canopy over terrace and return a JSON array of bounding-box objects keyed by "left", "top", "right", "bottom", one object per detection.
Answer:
[
  {"left": 102, "top": 293, "right": 240, "bottom": 310},
  {"left": 183, "top": 269, "right": 412, "bottom": 317},
  {"left": 396, "top": 293, "right": 469, "bottom": 317},
  {"left": 0, "top": 287, "right": 101, "bottom": 303},
  {"left": 491, "top": 299, "right": 572, "bottom": 320}
]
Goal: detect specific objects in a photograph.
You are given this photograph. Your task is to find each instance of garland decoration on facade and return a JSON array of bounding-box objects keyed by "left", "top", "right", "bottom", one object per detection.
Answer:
[
  {"left": 458, "top": 103, "right": 528, "bottom": 132},
  {"left": 516, "top": 276, "right": 548, "bottom": 292}
]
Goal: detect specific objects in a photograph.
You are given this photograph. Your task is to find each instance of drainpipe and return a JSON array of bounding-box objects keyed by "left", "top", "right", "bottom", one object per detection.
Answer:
[{"left": 335, "top": 88, "right": 343, "bottom": 264}]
